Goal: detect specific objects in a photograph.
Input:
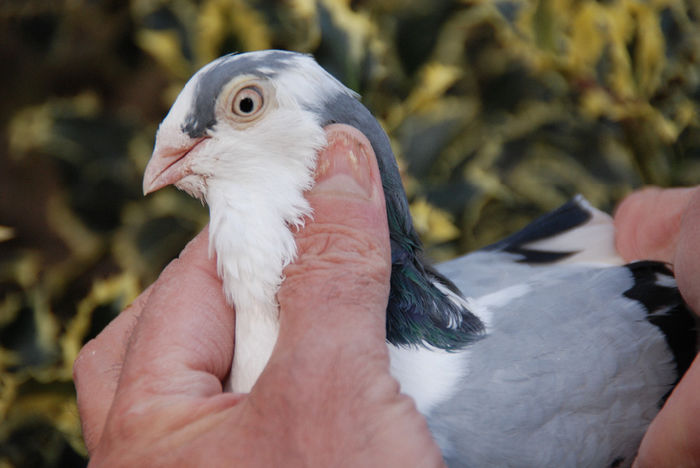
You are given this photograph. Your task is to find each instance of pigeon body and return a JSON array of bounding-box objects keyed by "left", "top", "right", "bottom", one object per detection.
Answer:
[{"left": 143, "top": 50, "right": 697, "bottom": 467}]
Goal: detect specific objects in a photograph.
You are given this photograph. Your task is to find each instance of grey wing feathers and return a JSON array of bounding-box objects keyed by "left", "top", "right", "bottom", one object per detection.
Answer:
[
  {"left": 430, "top": 196, "right": 697, "bottom": 467},
  {"left": 430, "top": 264, "right": 680, "bottom": 467}
]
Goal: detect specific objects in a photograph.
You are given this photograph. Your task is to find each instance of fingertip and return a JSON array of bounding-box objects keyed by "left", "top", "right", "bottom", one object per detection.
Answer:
[
  {"left": 613, "top": 187, "right": 661, "bottom": 221},
  {"left": 311, "top": 124, "right": 387, "bottom": 225},
  {"left": 315, "top": 125, "right": 379, "bottom": 200},
  {"left": 613, "top": 189, "right": 647, "bottom": 261},
  {"left": 614, "top": 187, "right": 694, "bottom": 263},
  {"left": 178, "top": 225, "right": 212, "bottom": 262},
  {"left": 294, "top": 124, "right": 390, "bottom": 268},
  {"left": 163, "top": 226, "right": 220, "bottom": 288}
]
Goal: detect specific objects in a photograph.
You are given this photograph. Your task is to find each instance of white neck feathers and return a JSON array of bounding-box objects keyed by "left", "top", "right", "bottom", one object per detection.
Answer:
[{"left": 206, "top": 120, "right": 324, "bottom": 391}]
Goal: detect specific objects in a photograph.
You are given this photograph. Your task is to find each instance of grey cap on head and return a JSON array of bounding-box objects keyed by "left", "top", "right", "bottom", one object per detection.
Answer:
[{"left": 182, "top": 50, "right": 300, "bottom": 138}]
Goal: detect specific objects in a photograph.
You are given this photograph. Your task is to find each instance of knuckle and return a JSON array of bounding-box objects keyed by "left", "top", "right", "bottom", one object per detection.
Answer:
[
  {"left": 296, "top": 223, "right": 387, "bottom": 265},
  {"left": 282, "top": 228, "right": 390, "bottom": 297}
]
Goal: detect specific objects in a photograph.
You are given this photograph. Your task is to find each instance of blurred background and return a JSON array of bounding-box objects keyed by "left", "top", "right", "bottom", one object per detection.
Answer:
[{"left": 1, "top": 0, "right": 699, "bottom": 466}]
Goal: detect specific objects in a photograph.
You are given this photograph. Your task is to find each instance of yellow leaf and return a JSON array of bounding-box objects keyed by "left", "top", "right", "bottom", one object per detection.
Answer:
[
  {"left": 136, "top": 30, "right": 190, "bottom": 77},
  {"left": 568, "top": 2, "right": 608, "bottom": 74},
  {"left": 0, "top": 226, "right": 14, "bottom": 243},
  {"left": 61, "top": 273, "right": 141, "bottom": 369},
  {"left": 197, "top": 0, "right": 272, "bottom": 60},
  {"left": 7, "top": 105, "right": 52, "bottom": 158},
  {"left": 410, "top": 198, "right": 461, "bottom": 244},
  {"left": 630, "top": 2, "right": 665, "bottom": 97}
]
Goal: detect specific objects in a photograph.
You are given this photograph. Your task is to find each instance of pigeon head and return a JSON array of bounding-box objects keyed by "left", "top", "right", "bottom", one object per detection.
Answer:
[
  {"left": 143, "top": 50, "right": 348, "bottom": 201},
  {"left": 143, "top": 50, "right": 484, "bottom": 351}
]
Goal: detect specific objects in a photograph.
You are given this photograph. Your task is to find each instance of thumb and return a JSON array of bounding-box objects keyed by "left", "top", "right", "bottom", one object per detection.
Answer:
[
  {"left": 249, "top": 125, "right": 442, "bottom": 468},
  {"left": 274, "top": 123, "right": 391, "bottom": 363}
]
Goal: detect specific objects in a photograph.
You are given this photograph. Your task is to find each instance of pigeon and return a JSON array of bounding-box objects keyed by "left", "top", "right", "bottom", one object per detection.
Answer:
[{"left": 142, "top": 50, "right": 697, "bottom": 467}]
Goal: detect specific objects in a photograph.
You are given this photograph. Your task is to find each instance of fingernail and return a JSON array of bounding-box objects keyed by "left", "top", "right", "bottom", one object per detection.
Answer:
[{"left": 314, "top": 129, "right": 375, "bottom": 198}]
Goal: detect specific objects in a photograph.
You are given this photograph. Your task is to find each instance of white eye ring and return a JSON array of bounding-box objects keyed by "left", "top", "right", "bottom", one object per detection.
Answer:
[{"left": 232, "top": 86, "right": 264, "bottom": 118}]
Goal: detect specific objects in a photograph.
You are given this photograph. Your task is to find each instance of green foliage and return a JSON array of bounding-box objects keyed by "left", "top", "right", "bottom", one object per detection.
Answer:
[{"left": 1, "top": 0, "right": 699, "bottom": 466}]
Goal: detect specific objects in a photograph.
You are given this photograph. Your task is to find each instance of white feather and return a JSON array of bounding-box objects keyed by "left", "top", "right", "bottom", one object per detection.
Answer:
[
  {"left": 389, "top": 345, "right": 468, "bottom": 417},
  {"left": 521, "top": 196, "right": 623, "bottom": 266},
  {"left": 206, "top": 109, "right": 326, "bottom": 391}
]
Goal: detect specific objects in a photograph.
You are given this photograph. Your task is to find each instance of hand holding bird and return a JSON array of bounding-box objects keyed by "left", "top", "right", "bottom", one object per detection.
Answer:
[{"left": 74, "top": 127, "right": 444, "bottom": 467}]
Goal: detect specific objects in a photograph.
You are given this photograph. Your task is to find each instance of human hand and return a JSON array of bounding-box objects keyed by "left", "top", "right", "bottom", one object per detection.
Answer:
[
  {"left": 73, "top": 125, "right": 445, "bottom": 467},
  {"left": 614, "top": 186, "right": 700, "bottom": 467}
]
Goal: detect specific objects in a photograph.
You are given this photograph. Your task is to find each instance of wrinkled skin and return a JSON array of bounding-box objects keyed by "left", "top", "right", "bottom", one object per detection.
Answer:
[
  {"left": 73, "top": 126, "right": 700, "bottom": 467},
  {"left": 615, "top": 186, "right": 700, "bottom": 467},
  {"left": 73, "top": 127, "right": 444, "bottom": 467}
]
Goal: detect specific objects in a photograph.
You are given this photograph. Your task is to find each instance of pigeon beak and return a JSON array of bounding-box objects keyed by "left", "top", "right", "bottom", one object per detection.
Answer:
[{"left": 143, "top": 128, "right": 207, "bottom": 195}]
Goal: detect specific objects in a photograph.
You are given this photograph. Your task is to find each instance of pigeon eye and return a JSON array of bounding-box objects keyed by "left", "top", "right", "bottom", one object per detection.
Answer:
[{"left": 232, "top": 86, "right": 263, "bottom": 117}]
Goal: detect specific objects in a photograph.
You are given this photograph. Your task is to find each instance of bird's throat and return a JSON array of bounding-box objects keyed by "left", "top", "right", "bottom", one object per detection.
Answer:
[
  {"left": 227, "top": 301, "right": 280, "bottom": 392},
  {"left": 207, "top": 179, "right": 311, "bottom": 392}
]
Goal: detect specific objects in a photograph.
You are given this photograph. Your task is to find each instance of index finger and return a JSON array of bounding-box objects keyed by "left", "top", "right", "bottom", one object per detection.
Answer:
[
  {"left": 113, "top": 228, "right": 235, "bottom": 400},
  {"left": 613, "top": 186, "right": 695, "bottom": 264}
]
